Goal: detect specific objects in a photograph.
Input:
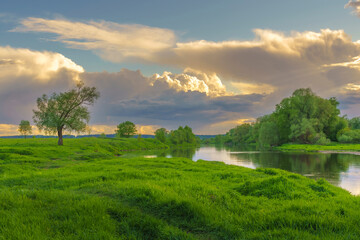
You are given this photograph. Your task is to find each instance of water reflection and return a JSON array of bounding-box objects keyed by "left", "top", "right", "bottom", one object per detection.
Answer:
[{"left": 121, "top": 145, "right": 360, "bottom": 195}]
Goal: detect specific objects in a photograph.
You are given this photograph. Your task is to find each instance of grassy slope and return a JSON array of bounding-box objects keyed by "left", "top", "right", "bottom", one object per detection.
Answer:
[
  {"left": 0, "top": 138, "right": 360, "bottom": 239},
  {"left": 277, "top": 143, "right": 360, "bottom": 152}
]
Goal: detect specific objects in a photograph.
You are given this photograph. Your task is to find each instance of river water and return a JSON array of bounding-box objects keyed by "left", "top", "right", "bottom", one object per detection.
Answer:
[{"left": 122, "top": 145, "right": 360, "bottom": 195}]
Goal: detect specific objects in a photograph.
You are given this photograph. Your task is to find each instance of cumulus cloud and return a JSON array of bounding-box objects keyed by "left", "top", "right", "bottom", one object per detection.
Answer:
[
  {"left": 14, "top": 18, "right": 360, "bottom": 93},
  {"left": 13, "top": 17, "right": 176, "bottom": 62},
  {"left": 0, "top": 46, "right": 260, "bottom": 135},
  {"left": 165, "top": 29, "right": 360, "bottom": 89},
  {"left": 9, "top": 18, "right": 360, "bottom": 133},
  {"left": 149, "top": 68, "right": 230, "bottom": 97},
  {"left": 0, "top": 46, "right": 85, "bottom": 124},
  {"left": 83, "top": 69, "right": 261, "bottom": 134},
  {"left": 0, "top": 45, "right": 83, "bottom": 82}
]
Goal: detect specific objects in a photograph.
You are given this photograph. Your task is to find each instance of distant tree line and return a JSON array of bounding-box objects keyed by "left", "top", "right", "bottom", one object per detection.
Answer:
[
  {"left": 155, "top": 126, "right": 199, "bottom": 146},
  {"left": 208, "top": 88, "right": 360, "bottom": 146}
]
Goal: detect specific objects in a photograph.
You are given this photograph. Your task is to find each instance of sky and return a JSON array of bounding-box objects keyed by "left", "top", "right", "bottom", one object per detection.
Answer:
[{"left": 1, "top": 0, "right": 360, "bottom": 135}]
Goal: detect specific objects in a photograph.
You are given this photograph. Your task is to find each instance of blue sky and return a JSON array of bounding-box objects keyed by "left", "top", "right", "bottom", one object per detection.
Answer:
[{"left": 1, "top": 0, "right": 360, "bottom": 135}]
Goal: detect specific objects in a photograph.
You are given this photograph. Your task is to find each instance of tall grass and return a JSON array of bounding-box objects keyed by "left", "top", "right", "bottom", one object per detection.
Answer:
[{"left": 0, "top": 138, "right": 359, "bottom": 239}]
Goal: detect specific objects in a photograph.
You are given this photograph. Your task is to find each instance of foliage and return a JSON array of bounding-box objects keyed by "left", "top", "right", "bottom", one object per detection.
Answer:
[
  {"left": 0, "top": 138, "right": 359, "bottom": 239},
  {"left": 18, "top": 120, "right": 32, "bottom": 138},
  {"left": 33, "top": 82, "right": 100, "bottom": 145},
  {"left": 115, "top": 121, "right": 137, "bottom": 138},
  {"left": 349, "top": 117, "right": 360, "bottom": 130},
  {"left": 154, "top": 128, "right": 168, "bottom": 143},
  {"left": 276, "top": 143, "right": 360, "bottom": 151},
  {"left": 259, "top": 121, "right": 279, "bottom": 147},
  {"left": 168, "top": 126, "right": 198, "bottom": 145},
  {"left": 210, "top": 88, "right": 346, "bottom": 147},
  {"left": 337, "top": 129, "right": 360, "bottom": 143}
]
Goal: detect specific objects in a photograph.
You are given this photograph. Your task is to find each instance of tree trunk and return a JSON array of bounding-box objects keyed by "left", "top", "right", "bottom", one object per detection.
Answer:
[{"left": 58, "top": 128, "right": 63, "bottom": 146}]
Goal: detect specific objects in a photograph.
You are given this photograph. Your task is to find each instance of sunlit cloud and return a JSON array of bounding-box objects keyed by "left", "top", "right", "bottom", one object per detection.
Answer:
[
  {"left": 150, "top": 68, "right": 231, "bottom": 97},
  {"left": 230, "top": 82, "right": 275, "bottom": 95},
  {"left": 197, "top": 118, "right": 256, "bottom": 135},
  {"left": 345, "top": 0, "right": 360, "bottom": 17},
  {"left": 0, "top": 45, "right": 83, "bottom": 82},
  {"left": 8, "top": 17, "right": 360, "bottom": 133},
  {"left": 13, "top": 17, "right": 176, "bottom": 62}
]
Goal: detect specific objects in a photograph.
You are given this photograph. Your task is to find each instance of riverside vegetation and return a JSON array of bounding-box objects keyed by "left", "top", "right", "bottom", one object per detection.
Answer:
[
  {"left": 207, "top": 88, "right": 360, "bottom": 149},
  {"left": 1, "top": 137, "right": 360, "bottom": 239}
]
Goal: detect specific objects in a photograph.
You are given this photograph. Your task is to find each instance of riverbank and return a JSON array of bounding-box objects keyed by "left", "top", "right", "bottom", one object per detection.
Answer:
[
  {"left": 276, "top": 143, "right": 360, "bottom": 153},
  {"left": 1, "top": 138, "right": 360, "bottom": 239}
]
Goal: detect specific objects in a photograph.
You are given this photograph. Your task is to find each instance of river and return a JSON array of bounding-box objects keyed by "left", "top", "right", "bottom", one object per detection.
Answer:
[{"left": 121, "top": 145, "right": 360, "bottom": 195}]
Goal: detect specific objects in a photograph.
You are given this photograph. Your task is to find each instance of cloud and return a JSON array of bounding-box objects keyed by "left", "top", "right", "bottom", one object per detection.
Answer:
[
  {"left": 83, "top": 69, "right": 261, "bottom": 134},
  {"left": 345, "top": 0, "right": 360, "bottom": 16},
  {"left": 0, "top": 46, "right": 84, "bottom": 123},
  {"left": 13, "top": 17, "right": 176, "bottom": 62},
  {"left": 0, "top": 45, "right": 83, "bottom": 82},
  {"left": 9, "top": 19, "right": 360, "bottom": 133},
  {"left": 149, "top": 68, "right": 230, "bottom": 97},
  {"left": 15, "top": 18, "right": 360, "bottom": 93},
  {"left": 0, "top": 46, "right": 260, "bottom": 135},
  {"left": 165, "top": 29, "right": 360, "bottom": 88}
]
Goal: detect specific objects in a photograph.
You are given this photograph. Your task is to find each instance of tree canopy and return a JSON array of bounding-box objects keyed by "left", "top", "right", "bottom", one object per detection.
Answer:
[
  {"left": 154, "top": 128, "right": 168, "bottom": 143},
  {"left": 211, "top": 88, "right": 350, "bottom": 146},
  {"left": 18, "top": 120, "right": 32, "bottom": 138},
  {"left": 115, "top": 121, "right": 137, "bottom": 138},
  {"left": 33, "top": 82, "right": 100, "bottom": 145}
]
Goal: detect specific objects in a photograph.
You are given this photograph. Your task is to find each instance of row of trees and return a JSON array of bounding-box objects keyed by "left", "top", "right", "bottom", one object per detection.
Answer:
[
  {"left": 155, "top": 126, "right": 199, "bottom": 145},
  {"left": 211, "top": 88, "right": 359, "bottom": 146},
  {"left": 25, "top": 81, "right": 200, "bottom": 146}
]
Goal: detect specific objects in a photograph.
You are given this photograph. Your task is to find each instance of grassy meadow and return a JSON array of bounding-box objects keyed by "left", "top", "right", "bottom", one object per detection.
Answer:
[{"left": 0, "top": 138, "right": 360, "bottom": 239}]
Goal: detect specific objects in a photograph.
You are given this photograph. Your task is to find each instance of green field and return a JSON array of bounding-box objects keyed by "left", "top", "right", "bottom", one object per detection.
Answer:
[
  {"left": 276, "top": 143, "right": 360, "bottom": 152},
  {"left": 1, "top": 138, "right": 360, "bottom": 239}
]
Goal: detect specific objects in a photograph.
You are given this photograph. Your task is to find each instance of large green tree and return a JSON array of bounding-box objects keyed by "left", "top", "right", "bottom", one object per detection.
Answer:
[
  {"left": 33, "top": 82, "right": 100, "bottom": 145},
  {"left": 273, "top": 88, "right": 341, "bottom": 143},
  {"left": 18, "top": 120, "right": 32, "bottom": 139},
  {"left": 115, "top": 121, "right": 137, "bottom": 138}
]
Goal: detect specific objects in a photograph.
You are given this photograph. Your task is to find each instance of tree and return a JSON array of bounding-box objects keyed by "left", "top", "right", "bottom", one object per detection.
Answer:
[
  {"left": 115, "top": 121, "right": 137, "bottom": 138},
  {"left": 259, "top": 121, "right": 279, "bottom": 147},
  {"left": 273, "top": 88, "right": 342, "bottom": 143},
  {"left": 349, "top": 117, "right": 360, "bottom": 130},
  {"left": 155, "top": 128, "right": 168, "bottom": 143},
  {"left": 289, "top": 118, "right": 316, "bottom": 143},
  {"left": 18, "top": 120, "right": 32, "bottom": 139},
  {"left": 33, "top": 82, "right": 100, "bottom": 145}
]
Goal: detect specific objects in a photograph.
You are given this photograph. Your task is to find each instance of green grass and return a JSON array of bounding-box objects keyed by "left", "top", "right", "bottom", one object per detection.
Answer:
[
  {"left": 276, "top": 143, "right": 360, "bottom": 152},
  {"left": 0, "top": 138, "right": 360, "bottom": 239}
]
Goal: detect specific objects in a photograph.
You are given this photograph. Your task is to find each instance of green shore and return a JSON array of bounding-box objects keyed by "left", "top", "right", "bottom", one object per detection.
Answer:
[
  {"left": 276, "top": 143, "right": 360, "bottom": 152},
  {"left": 1, "top": 138, "right": 360, "bottom": 239}
]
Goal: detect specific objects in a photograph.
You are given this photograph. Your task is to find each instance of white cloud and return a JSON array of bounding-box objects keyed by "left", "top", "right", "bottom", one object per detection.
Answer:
[
  {"left": 9, "top": 18, "right": 360, "bottom": 133},
  {"left": 13, "top": 17, "right": 176, "bottom": 62},
  {"left": 0, "top": 46, "right": 83, "bottom": 123},
  {"left": 149, "top": 68, "right": 230, "bottom": 97}
]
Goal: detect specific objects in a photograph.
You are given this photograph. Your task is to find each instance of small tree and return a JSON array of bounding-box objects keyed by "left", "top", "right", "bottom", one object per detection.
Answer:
[
  {"left": 18, "top": 120, "right": 32, "bottom": 139},
  {"left": 115, "top": 121, "right": 137, "bottom": 138},
  {"left": 33, "top": 82, "right": 100, "bottom": 145},
  {"left": 154, "top": 128, "right": 168, "bottom": 143}
]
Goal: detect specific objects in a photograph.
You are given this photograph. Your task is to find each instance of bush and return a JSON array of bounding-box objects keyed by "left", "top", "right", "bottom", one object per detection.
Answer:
[{"left": 338, "top": 134, "right": 354, "bottom": 143}]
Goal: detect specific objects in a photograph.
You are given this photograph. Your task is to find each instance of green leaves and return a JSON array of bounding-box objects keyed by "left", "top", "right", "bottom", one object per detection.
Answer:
[
  {"left": 33, "top": 82, "right": 100, "bottom": 144},
  {"left": 115, "top": 121, "right": 137, "bottom": 138},
  {"left": 18, "top": 120, "right": 32, "bottom": 138}
]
